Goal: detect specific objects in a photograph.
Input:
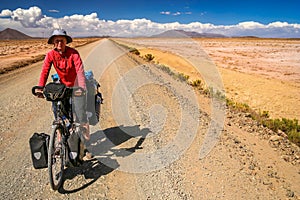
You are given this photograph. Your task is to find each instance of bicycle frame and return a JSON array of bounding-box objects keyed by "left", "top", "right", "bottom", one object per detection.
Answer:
[
  {"left": 49, "top": 94, "right": 85, "bottom": 190},
  {"left": 53, "top": 100, "right": 73, "bottom": 134}
]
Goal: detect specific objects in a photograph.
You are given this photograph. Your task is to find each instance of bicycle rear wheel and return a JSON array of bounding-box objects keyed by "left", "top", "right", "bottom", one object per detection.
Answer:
[{"left": 48, "top": 124, "right": 65, "bottom": 190}]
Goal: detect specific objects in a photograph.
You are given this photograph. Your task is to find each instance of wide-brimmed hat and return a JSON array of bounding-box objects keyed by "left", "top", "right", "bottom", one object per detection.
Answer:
[{"left": 47, "top": 29, "right": 73, "bottom": 44}]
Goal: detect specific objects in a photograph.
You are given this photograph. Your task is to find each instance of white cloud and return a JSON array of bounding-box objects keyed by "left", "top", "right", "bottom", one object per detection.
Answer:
[
  {"left": 161, "top": 11, "right": 191, "bottom": 16},
  {"left": 267, "top": 21, "right": 300, "bottom": 29},
  {"left": 0, "top": 9, "right": 12, "bottom": 17},
  {"left": 237, "top": 21, "right": 265, "bottom": 29},
  {"left": 173, "top": 12, "right": 181, "bottom": 16},
  {"left": 48, "top": 9, "right": 59, "bottom": 13},
  {"left": 160, "top": 11, "right": 171, "bottom": 15},
  {"left": 0, "top": 6, "right": 300, "bottom": 38},
  {"left": 10, "top": 6, "right": 43, "bottom": 28}
]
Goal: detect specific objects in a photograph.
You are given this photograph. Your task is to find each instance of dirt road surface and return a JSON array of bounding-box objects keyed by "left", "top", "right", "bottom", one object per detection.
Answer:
[{"left": 0, "top": 39, "right": 299, "bottom": 199}]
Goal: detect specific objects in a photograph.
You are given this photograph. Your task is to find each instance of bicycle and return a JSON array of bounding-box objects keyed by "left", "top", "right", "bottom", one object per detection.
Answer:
[{"left": 32, "top": 83, "right": 85, "bottom": 190}]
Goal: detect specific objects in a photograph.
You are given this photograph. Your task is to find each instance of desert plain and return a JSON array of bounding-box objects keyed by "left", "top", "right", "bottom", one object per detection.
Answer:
[
  {"left": 0, "top": 37, "right": 299, "bottom": 121},
  {"left": 117, "top": 37, "right": 300, "bottom": 121}
]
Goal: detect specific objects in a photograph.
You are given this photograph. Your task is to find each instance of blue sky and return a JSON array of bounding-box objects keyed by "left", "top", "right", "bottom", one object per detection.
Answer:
[
  {"left": 2, "top": 0, "right": 300, "bottom": 24},
  {"left": 1, "top": 0, "right": 300, "bottom": 37}
]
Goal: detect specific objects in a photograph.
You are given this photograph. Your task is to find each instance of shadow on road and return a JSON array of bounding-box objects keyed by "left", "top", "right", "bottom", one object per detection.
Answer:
[{"left": 58, "top": 124, "right": 150, "bottom": 194}]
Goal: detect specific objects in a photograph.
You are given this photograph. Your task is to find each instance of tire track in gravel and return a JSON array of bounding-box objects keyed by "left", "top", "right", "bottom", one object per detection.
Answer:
[{"left": 123, "top": 65, "right": 205, "bottom": 200}]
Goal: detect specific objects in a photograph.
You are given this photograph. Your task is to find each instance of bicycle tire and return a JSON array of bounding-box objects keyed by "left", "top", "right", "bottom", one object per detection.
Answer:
[{"left": 48, "top": 124, "right": 65, "bottom": 190}]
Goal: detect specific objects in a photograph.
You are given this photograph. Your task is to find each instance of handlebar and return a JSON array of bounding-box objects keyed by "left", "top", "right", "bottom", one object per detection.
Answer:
[
  {"left": 32, "top": 86, "right": 44, "bottom": 96},
  {"left": 32, "top": 85, "right": 86, "bottom": 98}
]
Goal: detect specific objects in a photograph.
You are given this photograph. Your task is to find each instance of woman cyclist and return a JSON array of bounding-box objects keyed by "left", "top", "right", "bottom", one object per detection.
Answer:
[{"left": 35, "top": 29, "right": 90, "bottom": 141}]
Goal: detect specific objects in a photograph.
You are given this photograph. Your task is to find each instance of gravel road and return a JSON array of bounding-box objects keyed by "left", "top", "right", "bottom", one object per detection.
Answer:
[{"left": 0, "top": 39, "right": 299, "bottom": 200}]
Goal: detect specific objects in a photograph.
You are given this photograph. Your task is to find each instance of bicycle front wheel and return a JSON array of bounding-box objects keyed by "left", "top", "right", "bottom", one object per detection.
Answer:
[{"left": 48, "top": 124, "right": 65, "bottom": 190}]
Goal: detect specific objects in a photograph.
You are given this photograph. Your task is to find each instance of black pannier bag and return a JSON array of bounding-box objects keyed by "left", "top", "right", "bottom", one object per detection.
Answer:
[
  {"left": 85, "top": 70, "right": 102, "bottom": 126},
  {"left": 29, "top": 133, "right": 50, "bottom": 169},
  {"left": 67, "top": 130, "right": 81, "bottom": 167}
]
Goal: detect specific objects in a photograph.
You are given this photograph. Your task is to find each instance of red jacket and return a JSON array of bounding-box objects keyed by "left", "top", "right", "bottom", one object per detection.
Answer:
[{"left": 38, "top": 46, "right": 86, "bottom": 89}]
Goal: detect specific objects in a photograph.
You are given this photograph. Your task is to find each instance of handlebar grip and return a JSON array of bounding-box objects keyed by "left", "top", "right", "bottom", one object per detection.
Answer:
[{"left": 32, "top": 86, "right": 44, "bottom": 96}]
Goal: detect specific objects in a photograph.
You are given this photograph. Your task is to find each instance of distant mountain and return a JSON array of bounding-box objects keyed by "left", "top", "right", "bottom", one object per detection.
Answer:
[
  {"left": 151, "top": 30, "right": 226, "bottom": 38},
  {"left": 0, "top": 28, "right": 33, "bottom": 40}
]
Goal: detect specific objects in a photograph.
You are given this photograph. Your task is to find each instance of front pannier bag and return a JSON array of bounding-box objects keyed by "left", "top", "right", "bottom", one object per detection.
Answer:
[{"left": 29, "top": 133, "right": 50, "bottom": 169}]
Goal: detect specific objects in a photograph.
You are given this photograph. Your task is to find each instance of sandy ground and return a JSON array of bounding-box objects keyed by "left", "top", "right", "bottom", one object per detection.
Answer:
[
  {"left": 198, "top": 38, "right": 300, "bottom": 120},
  {"left": 115, "top": 38, "right": 300, "bottom": 120}
]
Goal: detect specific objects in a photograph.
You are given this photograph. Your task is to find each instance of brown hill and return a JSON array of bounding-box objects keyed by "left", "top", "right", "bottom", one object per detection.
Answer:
[
  {"left": 151, "top": 29, "right": 227, "bottom": 38},
  {"left": 0, "top": 28, "right": 32, "bottom": 40}
]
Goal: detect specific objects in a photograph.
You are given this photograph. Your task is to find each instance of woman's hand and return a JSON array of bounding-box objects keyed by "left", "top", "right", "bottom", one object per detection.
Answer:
[
  {"left": 32, "top": 86, "right": 44, "bottom": 98},
  {"left": 35, "top": 88, "right": 44, "bottom": 98}
]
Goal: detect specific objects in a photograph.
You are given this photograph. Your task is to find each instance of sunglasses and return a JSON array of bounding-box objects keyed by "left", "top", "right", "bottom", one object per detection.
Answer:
[{"left": 53, "top": 39, "right": 66, "bottom": 44}]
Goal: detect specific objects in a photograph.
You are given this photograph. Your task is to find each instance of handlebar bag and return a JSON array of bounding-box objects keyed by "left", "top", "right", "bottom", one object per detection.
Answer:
[{"left": 43, "top": 82, "right": 70, "bottom": 101}]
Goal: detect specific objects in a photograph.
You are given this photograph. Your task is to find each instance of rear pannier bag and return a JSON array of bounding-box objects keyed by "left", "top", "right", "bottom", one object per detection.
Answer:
[
  {"left": 85, "top": 70, "right": 102, "bottom": 126},
  {"left": 29, "top": 133, "right": 50, "bottom": 169}
]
